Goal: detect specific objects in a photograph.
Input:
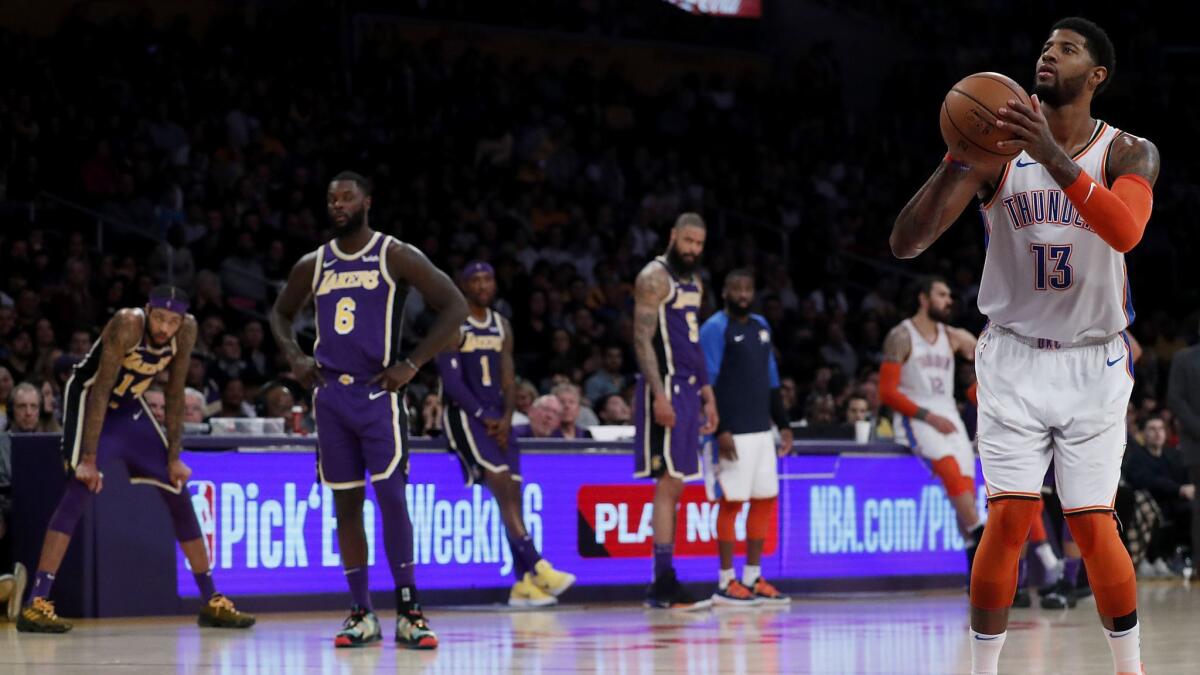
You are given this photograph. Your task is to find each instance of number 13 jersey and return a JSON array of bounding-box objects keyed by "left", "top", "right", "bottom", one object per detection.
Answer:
[
  {"left": 978, "top": 120, "right": 1134, "bottom": 343},
  {"left": 312, "top": 232, "right": 408, "bottom": 379}
]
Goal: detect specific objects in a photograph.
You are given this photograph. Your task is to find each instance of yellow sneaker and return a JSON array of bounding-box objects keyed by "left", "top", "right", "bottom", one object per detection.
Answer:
[
  {"left": 509, "top": 574, "right": 558, "bottom": 608},
  {"left": 16, "top": 597, "right": 72, "bottom": 633},
  {"left": 198, "top": 593, "right": 256, "bottom": 628},
  {"left": 531, "top": 559, "right": 576, "bottom": 597}
]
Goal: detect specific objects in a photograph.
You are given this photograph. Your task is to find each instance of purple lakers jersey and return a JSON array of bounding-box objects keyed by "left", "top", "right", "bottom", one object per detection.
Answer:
[
  {"left": 452, "top": 309, "right": 505, "bottom": 415},
  {"left": 73, "top": 310, "right": 176, "bottom": 401},
  {"left": 312, "top": 232, "right": 407, "bottom": 379},
  {"left": 652, "top": 256, "right": 705, "bottom": 380}
]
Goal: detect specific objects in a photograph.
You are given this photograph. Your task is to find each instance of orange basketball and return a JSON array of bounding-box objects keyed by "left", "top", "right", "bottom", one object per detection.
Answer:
[{"left": 939, "top": 72, "right": 1032, "bottom": 166}]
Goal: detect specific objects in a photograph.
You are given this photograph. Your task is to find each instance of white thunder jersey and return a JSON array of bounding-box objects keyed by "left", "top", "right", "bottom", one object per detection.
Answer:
[
  {"left": 898, "top": 319, "right": 956, "bottom": 415},
  {"left": 978, "top": 121, "right": 1133, "bottom": 343}
]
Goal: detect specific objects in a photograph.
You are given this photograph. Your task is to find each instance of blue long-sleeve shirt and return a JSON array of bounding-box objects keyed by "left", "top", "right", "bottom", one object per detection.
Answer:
[{"left": 700, "top": 311, "right": 781, "bottom": 435}]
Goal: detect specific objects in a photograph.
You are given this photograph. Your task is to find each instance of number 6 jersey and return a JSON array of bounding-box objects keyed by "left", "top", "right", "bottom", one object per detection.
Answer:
[
  {"left": 312, "top": 232, "right": 408, "bottom": 379},
  {"left": 978, "top": 120, "right": 1134, "bottom": 342}
]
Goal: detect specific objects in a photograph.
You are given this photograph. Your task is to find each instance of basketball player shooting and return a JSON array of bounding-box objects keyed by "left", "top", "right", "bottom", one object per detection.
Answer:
[
  {"left": 633, "top": 213, "right": 719, "bottom": 610},
  {"left": 436, "top": 261, "right": 576, "bottom": 607},
  {"left": 19, "top": 287, "right": 255, "bottom": 633},
  {"left": 892, "top": 18, "right": 1158, "bottom": 675},
  {"left": 879, "top": 277, "right": 984, "bottom": 575},
  {"left": 271, "top": 171, "right": 468, "bottom": 649}
]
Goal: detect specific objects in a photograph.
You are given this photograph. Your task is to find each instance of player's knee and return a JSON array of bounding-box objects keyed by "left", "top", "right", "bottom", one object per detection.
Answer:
[
  {"left": 655, "top": 476, "right": 684, "bottom": 499},
  {"left": 985, "top": 498, "right": 1040, "bottom": 548},
  {"left": 1064, "top": 511, "right": 1118, "bottom": 558},
  {"left": 717, "top": 500, "right": 740, "bottom": 542},
  {"left": 931, "top": 457, "right": 973, "bottom": 497},
  {"left": 332, "top": 486, "right": 367, "bottom": 521},
  {"left": 161, "top": 487, "right": 202, "bottom": 542},
  {"left": 48, "top": 480, "right": 94, "bottom": 534}
]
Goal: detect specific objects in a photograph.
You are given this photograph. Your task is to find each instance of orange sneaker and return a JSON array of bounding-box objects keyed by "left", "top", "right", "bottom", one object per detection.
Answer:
[{"left": 713, "top": 580, "right": 760, "bottom": 606}]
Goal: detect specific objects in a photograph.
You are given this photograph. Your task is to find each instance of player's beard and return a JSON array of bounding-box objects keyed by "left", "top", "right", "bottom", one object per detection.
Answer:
[
  {"left": 665, "top": 244, "right": 699, "bottom": 276},
  {"left": 928, "top": 304, "right": 953, "bottom": 323},
  {"left": 331, "top": 208, "right": 366, "bottom": 237},
  {"left": 1032, "top": 70, "right": 1087, "bottom": 107},
  {"left": 727, "top": 300, "right": 752, "bottom": 318}
]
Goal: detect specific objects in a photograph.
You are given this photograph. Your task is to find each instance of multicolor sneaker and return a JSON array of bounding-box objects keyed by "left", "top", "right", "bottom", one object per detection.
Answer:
[
  {"left": 751, "top": 577, "right": 791, "bottom": 605},
  {"left": 712, "top": 580, "right": 760, "bottom": 607},
  {"left": 198, "top": 593, "right": 256, "bottom": 628},
  {"left": 644, "top": 568, "right": 714, "bottom": 611},
  {"left": 16, "top": 597, "right": 72, "bottom": 633},
  {"left": 395, "top": 605, "right": 438, "bottom": 650},
  {"left": 510, "top": 574, "right": 558, "bottom": 608},
  {"left": 531, "top": 559, "right": 576, "bottom": 597},
  {"left": 334, "top": 605, "right": 382, "bottom": 648}
]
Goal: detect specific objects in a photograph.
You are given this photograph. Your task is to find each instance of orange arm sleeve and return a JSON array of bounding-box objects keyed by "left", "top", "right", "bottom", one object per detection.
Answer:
[
  {"left": 966, "top": 382, "right": 978, "bottom": 406},
  {"left": 1063, "top": 172, "right": 1154, "bottom": 253},
  {"left": 879, "top": 362, "right": 921, "bottom": 418}
]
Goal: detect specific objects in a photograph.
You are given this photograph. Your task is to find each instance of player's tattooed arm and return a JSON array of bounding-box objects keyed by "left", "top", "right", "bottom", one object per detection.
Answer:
[
  {"left": 270, "top": 251, "right": 323, "bottom": 387},
  {"left": 881, "top": 324, "right": 913, "bottom": 364},
  {"left": 948, "top": 327, "right": 978, "bottom": 362},
  {"left": 164, "top": 315, "right": 198, "bottom": 462},
  {"left": 80, "top": 310, "right": 143, "bottom": 462},
  {"left": 632, "top": 264, "right": 670, "bottom": 400},
  {"left": 891, "top": 157, "right": 998, "bottom": 259},
  {"left": 388, "top": 241, "right": 469, "bottom": 370},
  {"left": 1106, "top": 133, "right": 1161, "bottom": 187}
]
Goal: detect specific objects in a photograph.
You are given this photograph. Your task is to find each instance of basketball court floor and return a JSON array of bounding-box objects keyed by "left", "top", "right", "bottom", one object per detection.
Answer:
[{"left": 3, "top": 581, "right": 1196, "bottom": 674}]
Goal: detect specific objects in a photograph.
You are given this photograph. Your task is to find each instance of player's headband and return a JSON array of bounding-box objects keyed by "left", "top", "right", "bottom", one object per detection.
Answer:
[
  {"left": 148, "top": 295, "right": 189, "bottom": 314},
  {"left": 460, "top": 261, "right": 494, "bottom": 280}
]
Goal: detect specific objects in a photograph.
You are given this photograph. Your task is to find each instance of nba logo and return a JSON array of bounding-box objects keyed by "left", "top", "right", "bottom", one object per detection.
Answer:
[{"left": 188, "top": 480, "right": 217, "bottom": 569}]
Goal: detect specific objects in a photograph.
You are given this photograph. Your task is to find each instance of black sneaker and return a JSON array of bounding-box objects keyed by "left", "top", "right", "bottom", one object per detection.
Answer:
[
  {"left": 644, "top": 568, "right": 713, "bottom": 610},
  {"left": 1012, "top": 587, "right": 1032, "bottom": 608},
  {"left": 334, "top": 605, "right": 382, "bottom": 648},
  {"left": 1038, "top": 579, "right": 1078, "bottom": 609}
]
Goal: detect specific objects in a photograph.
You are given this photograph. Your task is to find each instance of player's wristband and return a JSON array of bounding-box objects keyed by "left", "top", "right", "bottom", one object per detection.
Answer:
[
  {"left": 915, "top": 407, "right": 930, "bottom": 421},
  {"left": 943, "top": 152, "right": 971, "bottom": 172}
]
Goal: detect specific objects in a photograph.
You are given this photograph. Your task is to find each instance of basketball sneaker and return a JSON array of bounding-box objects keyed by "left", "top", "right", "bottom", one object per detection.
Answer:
[
  {"left": 750, "top": 577, "right": 791, "bottom": 605},
  {"left": 712, "top": 580, "right": 759, "bottom": 607},
  {"left": 510, "top": 574, "right": 557, "bottom": 608},
  {"left": 1038, "top": 579, "right": 1078, "bottom": 609},
  {"left": 198, "top": 593, "right": 256, "bottom": 628},
  {"left": 334, "top": 605, "right": 382, "bottom": 648},
  {"left": 16, "top": 597, "right": 72, "bottom": 633},
  {"left": 395, "top": 605, "right": 438, "bottom": 649},
  {"left": 644, "top": 568, "right": 713, "bottom": 610},
  {"left": 531, "top": 559, "right": 576, "bottom": 597},
  {"left": 1012, "top": 587, "right": 1032, "bottom": 608}
]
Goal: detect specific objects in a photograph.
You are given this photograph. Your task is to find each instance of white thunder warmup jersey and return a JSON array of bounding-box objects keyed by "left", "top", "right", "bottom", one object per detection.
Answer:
[
  {"left": 978, "top": 121, "right": 1134, "bottom": 343},
  {"left": 898, "top": 319, "right": 957, "bottom": 415}
]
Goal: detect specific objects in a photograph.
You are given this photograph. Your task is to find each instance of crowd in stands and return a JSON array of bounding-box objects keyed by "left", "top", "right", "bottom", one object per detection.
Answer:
[{"left": 0, "top": 3, "right": 1197, "bottom": 487}]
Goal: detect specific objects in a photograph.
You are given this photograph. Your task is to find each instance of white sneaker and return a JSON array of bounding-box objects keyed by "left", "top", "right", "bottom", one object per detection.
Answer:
[
  {"left": 8, "top": 563, "right": 28, "bottom": 621},
  {"left": 1153, "top": 558, "right": 1175, "bottom": 578}
]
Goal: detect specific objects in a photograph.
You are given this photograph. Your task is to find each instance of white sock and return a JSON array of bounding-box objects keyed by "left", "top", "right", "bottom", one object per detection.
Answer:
[
  {"left": 1034, "top": 542, "right": 1058, "bottom": 572},
  {"left": 719, "top": 568, "right": 735, "bottom": 589},
  {"left": 1104, "top": 622, "right": 1141, "bottom": 673},
  {"left": 970, "top": 629, "right": 1006, "bottom": 675},
  {"left": 742, "top": 565, "right": 761, "bottom": 587}
]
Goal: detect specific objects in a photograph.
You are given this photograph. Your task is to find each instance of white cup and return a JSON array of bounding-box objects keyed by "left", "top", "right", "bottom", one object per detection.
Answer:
[{"left": 854, "top": 420, "right": 871, "bottom": 444}]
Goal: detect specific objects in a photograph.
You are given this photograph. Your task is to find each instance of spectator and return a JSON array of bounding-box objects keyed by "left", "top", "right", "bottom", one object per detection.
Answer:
[
  {"left": 515, "top": 395, "right": 563, "bottom": 438},
  {"left": 212, "top": 332, "right": 248, "bottom": 383},
  {"left": 512, "top": 379, "right": 538, "bottom": 426},
  {"left": 219, "top": 231, "right": 268, "bottom": 310},
  {"left": 0, "top": 428, "right": 28, "bottom": 618},
  {"left": 1123, "top": 417, "right": 1194, "bottom": 576},
  {"left": 585, "top": 344, "right": 626, "bottom": 405},
  {"left": 143, "top": 387, "right": 167, "bottom": 426},
  {"left": 218, "top": 378, "right": 255, "bottom": 418},
  {"left": 9, "top": 382, "right": 60, "bottom": 433},
  {"left": 779, "top": 376, "right": 801, "bottom": 422},
  {"left": 240, "top": 320, "right": 271, "bottom": 387},
  {"left": 0, "top": 367, "right": 11, "bottom": 431},
  {"left": 261, "top": 383, "right": 296, "bottom": 421},
  {"left": 597, "top": 393, "right": 632, "bottom": 425},
  {"left": 819, "top": 323, "right": 857, "bottom": 380},
  {"left": 418, "top": 393, "right": 443, "bottom": 437},
  {"left": 552, "top": 382, "right": 594, "bottom": 438},
  {"left": 147, "top": 225, "right": 196, "bottom": 289},
  {"left": 1167, "top": 332, "right": 1200, "bottom": 569},
  {"left": 184, "top": 387, "right": 207, "bottom": 424},
  {"left": 68, "top": 329, "right": 93, "bottom": 359},
  {"left": 845, "top": 394, "right": 871, "bottom": 424},
  {"left": 1, "top": 328, "right": 35, "bottom": 384}
]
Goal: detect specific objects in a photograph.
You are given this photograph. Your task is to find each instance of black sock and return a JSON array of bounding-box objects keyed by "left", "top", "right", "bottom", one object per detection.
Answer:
[{"left": 396, "top": 584, "right": 419, "bottom": 614}]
